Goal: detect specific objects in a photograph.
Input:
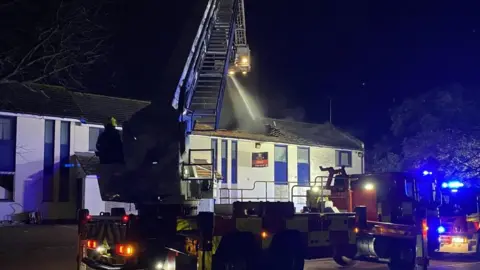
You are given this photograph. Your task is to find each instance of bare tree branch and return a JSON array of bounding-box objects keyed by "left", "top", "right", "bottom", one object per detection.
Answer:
[{"left": 0, "top": 0, "right": 112, "bottom": 90}]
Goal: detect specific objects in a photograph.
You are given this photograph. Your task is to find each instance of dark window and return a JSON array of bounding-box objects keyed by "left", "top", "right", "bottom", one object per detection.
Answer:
[
  {"left": 43, "top": 120, "right": 55, "bottom": 202},
  {"left": 0, "top": 116, "right": 16, "bottom": 172},
  {"left": 89, "top": 127, "right": 103, "bottom": 151},
  {"left": 336, "top": 150, "right": 352, "bottom": 167},
  {"left": 0, "top": 174, "right": 14, "bottom": 201},
  {"left": 274, "top": 145, "right": 288, "bottom": 185},
  {"left": 211, "top": 139, "right": 218, "bottom": 173},
  {"left": 59, "top": 121, "right": 71, "bottom": 202},
  {"left": 231, "top": 141, "right": 238, "bottom": 184},
  {"left": 221, "top": 140, "right": 228, "bottom": 183},
  {"left": 297, "top": 147, "right": 310, "bottom": 184},
  {"left": 0, "top": 117, "right": 13, "bottom": 140}
]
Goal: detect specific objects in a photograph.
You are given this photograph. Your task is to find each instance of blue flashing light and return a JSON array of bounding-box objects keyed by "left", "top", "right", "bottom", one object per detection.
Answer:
[
  {"left": 441, "top": 181, "right": 464, "bottom": 189},
  {"left": 422, "top": 170, "right": 433, "bottom": 176},
  {"left": 63, "top": 163, "right": 76, "bottom": 168},
  {"left": 437, "top": 226, "right": 446, "bottom": 234}
]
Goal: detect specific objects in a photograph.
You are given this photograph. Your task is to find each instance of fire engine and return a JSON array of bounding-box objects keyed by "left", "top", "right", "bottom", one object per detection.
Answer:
[
  {"left": 76, "top": 0, "right": 431, "bottom": 269},
  {"left": 427, "top": 179, "right": 480, "bottom": 256},
  {"left": 300, "top": 169, "right": 437, "bottom": 269}
]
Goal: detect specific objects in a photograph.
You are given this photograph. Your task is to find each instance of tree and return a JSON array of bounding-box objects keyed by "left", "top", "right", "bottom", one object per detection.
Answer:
[
  {"left": 367, "top": 136, "right": 403, "bottom": 173},
  {"left": 403, "top": 129, "right": 480, "bottom": 179},
  {"left": 0, "top": 0, "right": 113, "bottom": 90},
  {"left": 370, "top": 84, "right": 480, "bottom": 180}
]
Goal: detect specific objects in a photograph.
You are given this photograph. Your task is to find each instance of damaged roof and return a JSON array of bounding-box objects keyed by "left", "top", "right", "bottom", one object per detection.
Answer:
[
  {"left": 194, "top": 118, "right": 364, "bottom": 150},
  {"left": 0, "top": 84, "right": 363, "bottom": 150},
  {"left": 0, "top": 84, "right": 149, "bottom": 125}
]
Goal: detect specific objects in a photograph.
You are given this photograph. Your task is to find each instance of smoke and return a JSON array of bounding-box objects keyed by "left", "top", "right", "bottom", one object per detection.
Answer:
[{"left": 280, "top": 107, "right": 306, "bottom": 122}]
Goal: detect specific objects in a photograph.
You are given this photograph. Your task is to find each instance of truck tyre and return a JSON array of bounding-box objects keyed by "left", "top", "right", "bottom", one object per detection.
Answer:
[
  {"left": 388, "top": 240, "right": 416, "bottom": 270},
  {"left": 213, "top": 232, "right": 261, "bottom": 270},
  {"left": 332, "top": 244, "right": 357, "bottom": 267},
  {"left": 268, "top": 230, "right": 305, "bottom": 270}
]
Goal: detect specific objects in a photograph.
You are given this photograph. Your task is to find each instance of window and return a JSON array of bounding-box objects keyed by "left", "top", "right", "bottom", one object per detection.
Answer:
[
  {"left": 221, "top": 140, "right": 228, "bottom": 183},
  {"left": 0, "top": 116, "right": 16, "bottom": 172},
  {"left": 336, "top": 150, "right": 352, "bottom": 167},
  {"left": 297, "top": 147, "right": 310, "bottom": 184},
  {"left": 59, "top": 122, "right": 71, "bottom": 202},
  {"left": 211, "top": 139, "right": 218, "bottom": 173},
  {"left": 274, "top": 145, "right": 288, "bottom": 185},
  {"left": 274, "top": 146, "right": 287, "bottom": 162},
  {"left": 231, "top": 141, "right": 238, "bottom": 184},
  {"left": 43, "top": 120, "right": 55, "bottom": 202},
  {"left": 0, "top": 117, "right": 12, "bottom": 140},
  {"left": 0, "top": 174, "right": 14, "bottom": 201},
  {"left": 44, "top": 120, "right": 54, "bottom": 144},
  {"left": 89, "top": 127, "right": 103, "bottom": 151}
]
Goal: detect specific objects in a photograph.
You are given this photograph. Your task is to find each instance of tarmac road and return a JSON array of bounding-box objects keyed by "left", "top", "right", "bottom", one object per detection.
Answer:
[
  {"left": 1, "top": 225, "right": 480, "bottom": 270},
  {"left": 0, "top": 224, "right": 78, "bottom": 270}
]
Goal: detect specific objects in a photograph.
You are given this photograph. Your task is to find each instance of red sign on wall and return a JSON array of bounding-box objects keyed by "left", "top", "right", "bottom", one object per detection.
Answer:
[{"left": 252, "top": 152, "right": 268, "bottom": 167}]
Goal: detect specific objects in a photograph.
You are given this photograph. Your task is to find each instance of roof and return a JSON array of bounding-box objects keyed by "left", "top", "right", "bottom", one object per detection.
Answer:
[
  {"left": 194, "top": 118, "right": 364, "bottom": 150},
  {"left": 0, "top": 84, "right": 150, "bottom": 125},
  {"left": 0, "top": 84, "right": 363, "bottom": 150},
  {"left": 74, "top": 152, "right": 99, "bottom": 176}
]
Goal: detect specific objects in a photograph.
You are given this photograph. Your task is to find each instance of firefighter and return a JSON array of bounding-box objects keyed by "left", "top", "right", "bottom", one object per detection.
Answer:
[{"left": 96, "top": 117, "right": 124, "bottom": 164}]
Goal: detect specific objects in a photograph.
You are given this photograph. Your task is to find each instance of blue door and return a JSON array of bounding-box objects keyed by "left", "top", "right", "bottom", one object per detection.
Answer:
[
  {"left": 274, "top": 145, "right": 288, "bottom": 185},
  {"left": 297, "top": 147, "right": 310, "bottom": 185},
  {"left": 231, "top": 141, "right": 238, "bottom": 184},
  {"left": 221, "top": 140, "right": 228, "bottom": 184}
]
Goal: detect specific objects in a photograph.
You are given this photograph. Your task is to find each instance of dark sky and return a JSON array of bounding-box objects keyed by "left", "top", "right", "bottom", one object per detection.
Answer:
[
  {"left": 240, "top": 1, "right": 480, "bottom": 145},
  {"left": 95, "top": 0, "right": 480, "bottom": 146}
]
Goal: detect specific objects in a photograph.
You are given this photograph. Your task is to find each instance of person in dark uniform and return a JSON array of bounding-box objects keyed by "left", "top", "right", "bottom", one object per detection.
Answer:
[{"left": 96, "top": 117, "right": 124, "bottom": 164}]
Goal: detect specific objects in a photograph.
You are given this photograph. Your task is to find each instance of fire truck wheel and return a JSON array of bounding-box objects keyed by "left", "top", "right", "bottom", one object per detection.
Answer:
[
  {"left": 332, "top": 245, "right": 357, "bottom": 267},
  {"left": 268, "top": 230, "right": 305, "bottom": 270},
  {"left": 475, "top": 233, "right": 480, "bottom": 259},
  {"left": 213, "top": 232, "right": 262, "bottom": 270},
  {"left": 387, "top": 240, "right": 416, "bottom": 270}
]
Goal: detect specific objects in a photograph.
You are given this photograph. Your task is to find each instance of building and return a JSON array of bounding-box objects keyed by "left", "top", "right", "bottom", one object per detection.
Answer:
[
  {"left": 0, "top": 85, "right": 148, "bottom": 222},
  {"left": 0, "top": 85, "right": 364, "bottom": 222},
  {"left": 190, "top": 118, "right": 365, "bottom": 210}
]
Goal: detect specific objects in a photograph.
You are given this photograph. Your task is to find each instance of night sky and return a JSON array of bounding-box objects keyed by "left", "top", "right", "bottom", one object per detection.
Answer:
[
  {"left": 240, "top": 1, "right": 480, "bottom": 145},
  {"left": 68, "top": 1, "right": 480, "bottom": 146}
]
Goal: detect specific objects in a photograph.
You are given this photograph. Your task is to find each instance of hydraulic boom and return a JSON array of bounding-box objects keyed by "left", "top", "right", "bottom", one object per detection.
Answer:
[{"left": 96, "top": 0, "right": 251, "bottom": 206}]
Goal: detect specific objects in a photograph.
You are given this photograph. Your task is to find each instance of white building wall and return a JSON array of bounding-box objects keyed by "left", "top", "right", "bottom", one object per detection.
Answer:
[
  {"left": 189, "top": 135, "right": 365, "bottom": 211},
  {"left": 0, "top": 113, "right": 101, "bottom": 222},
  {"left": 1, "top": 117, "right": 45, "bottom": 220},
  {"left": 74, "top": 124, "right": 90, "bottom": 153}
]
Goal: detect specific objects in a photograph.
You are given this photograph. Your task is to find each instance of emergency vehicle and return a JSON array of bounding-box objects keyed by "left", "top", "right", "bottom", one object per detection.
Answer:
[
  {"left": 76, "top": 0, "right": 431, "bottom": 269},
  {"left": 429, "top": 180, "right": 480, "bottom": 255}
]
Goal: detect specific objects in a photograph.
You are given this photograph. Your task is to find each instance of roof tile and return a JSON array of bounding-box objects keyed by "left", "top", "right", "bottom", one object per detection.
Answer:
[{"left": 0, "top": 84, "right": 149, "bottom": 125}]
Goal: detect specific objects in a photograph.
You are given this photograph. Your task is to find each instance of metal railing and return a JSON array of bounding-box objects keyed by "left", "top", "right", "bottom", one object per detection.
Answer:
[
  {"left": 219, "top": 181, "right": 285, "bottom": 203},
  {"left": 218, "top": 175, "right": 356, "bottom": 210}
]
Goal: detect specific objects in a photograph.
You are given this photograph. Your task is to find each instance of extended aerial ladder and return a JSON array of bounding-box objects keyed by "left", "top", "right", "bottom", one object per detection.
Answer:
[
  {"left": 186, "top": 0, "right": 251, "bottom": 130},
  {"left": 78, "top": 1, "right": 252, "bottom": 269}
]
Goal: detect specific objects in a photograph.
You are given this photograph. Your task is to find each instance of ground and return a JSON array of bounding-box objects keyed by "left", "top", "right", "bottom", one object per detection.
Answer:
[{"left": 1, "top": 225, "right": 479, "bottom": 270}]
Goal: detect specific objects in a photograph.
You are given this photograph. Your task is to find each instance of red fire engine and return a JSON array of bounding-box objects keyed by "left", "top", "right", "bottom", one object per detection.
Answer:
[{"left": 429, "top": 180, "right": 480, "bottom": 256}]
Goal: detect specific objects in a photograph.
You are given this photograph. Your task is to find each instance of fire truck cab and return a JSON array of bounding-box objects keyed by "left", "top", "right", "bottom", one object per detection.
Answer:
[
  {"left": 304, "top": 170, "right": 434, "bottom": 270},
  {"left": 432, "top": 180, "right": 480, "bottom": 255}
]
